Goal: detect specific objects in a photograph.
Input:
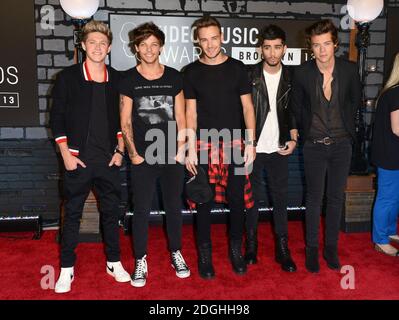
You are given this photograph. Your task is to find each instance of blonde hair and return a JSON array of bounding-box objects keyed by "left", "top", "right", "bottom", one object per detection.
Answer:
[
  {"left": 376, "top": 53, "right": 399, "bottom": 108},
  {"left": 381, "top": 52, "right": 399, "bottom": 95},
  {"left": 82, "top": 20, "right": 113, "bottom": 44}
]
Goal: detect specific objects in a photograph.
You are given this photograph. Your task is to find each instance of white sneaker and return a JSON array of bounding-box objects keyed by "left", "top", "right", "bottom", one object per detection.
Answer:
[
  {"left": 389, "top": 235, "right": 399, "bottom": 244},
  {"left": 171, "top": 250, "right": 191, "bottom": 278},
  {"left": 54, "top": 267, "right": 74, "bottom": 293},
  {"left": 131, "top": 255, "right": 148, "bottom": 287},
  {"left": 106, "top": 261, "right": 131, "bottom": 283}
]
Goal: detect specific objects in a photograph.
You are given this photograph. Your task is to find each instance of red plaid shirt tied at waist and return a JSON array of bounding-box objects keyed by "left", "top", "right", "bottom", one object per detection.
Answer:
[{"left": 188, "top": 139, "right": 254, "bottom": 209}]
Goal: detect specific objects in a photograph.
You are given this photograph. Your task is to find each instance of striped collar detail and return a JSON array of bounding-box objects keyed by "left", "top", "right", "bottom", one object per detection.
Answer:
[{"left": 83, "top": 61, "right": 108, "bottom": 82}]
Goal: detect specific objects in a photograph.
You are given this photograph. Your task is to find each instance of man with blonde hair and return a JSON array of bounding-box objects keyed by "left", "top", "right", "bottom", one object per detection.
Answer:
[{"left": 50, "top": 20, "right": 130, "bottom": 293}]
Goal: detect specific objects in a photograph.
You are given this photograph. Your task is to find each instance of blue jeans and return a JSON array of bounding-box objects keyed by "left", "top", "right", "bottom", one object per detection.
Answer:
[{"left": 372, "top": 167, "right": 399, "bottom": 244}]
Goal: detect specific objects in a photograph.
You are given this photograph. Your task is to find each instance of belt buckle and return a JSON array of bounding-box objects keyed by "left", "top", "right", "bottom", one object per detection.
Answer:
[{"left": 323, "top": 137, "right": 332, "bottom": 145}]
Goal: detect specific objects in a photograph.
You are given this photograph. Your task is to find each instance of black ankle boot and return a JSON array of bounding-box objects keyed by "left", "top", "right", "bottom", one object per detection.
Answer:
[
  {"left": 323, "top": 245, "right": 341, "bottom": 270},
  {"left": 245, "top": 229, "right": 258, "bottom": 264},
  {"left": 229, "top": 240, "right": 247, "bottom": 275},
  {"left": 198, "top": 243, "right": 215, "bottom": 279},
  {"left": 275, "top": 235, "right": 297, "bottom": 272},
  {"left": 305, "top": 246, "right": 320, "bottom": 273}
]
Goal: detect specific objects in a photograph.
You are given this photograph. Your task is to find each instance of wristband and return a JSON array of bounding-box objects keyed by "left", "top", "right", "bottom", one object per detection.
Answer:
[
  {"left": 114, "top": 147, "right": 125, "bottom": 156},
  {"left": 245, "top": 140, "right": 257, "bottom": 147}
]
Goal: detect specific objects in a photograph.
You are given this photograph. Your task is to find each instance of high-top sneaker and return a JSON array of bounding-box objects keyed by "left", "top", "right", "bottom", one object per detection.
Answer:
[
  {"left": 131, "top": 255, "right": 148, "bottom": 287},
  {"left": 54, "top": 267, "right": 74, "bottom": 293},
  {"left": 171, "top": 250, "right": 191, "bottom": 278},
  {"left": 106, "top": 261, "right": 131, "bottom": 282}
]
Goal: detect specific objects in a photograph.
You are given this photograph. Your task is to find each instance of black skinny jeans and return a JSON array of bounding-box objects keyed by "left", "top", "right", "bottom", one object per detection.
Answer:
[
  {"left": 131, "top": 162, "right": 185, "bottom": 259},
  {"left": 303, "top": 139, "right": 352, "bottom": 248},
  {"left": 61, "top": 162, "right": 122, "bottom": 268},
  {"left": 196, "top": 163, "right": 246, "bottom": 246},
  {"left": 247, "top": 152, "right": 289, "bottom": 237}
]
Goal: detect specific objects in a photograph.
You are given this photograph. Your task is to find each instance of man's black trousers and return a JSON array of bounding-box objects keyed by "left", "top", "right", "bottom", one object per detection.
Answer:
[
  {"left": 61, "top": 162, "right": 122, "bottom": 268},
  {"left": 247, "top": 152, "right": 289, "bottom": 237}
]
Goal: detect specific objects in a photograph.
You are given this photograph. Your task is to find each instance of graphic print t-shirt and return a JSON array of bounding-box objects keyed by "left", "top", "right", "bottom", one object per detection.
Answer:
[{"left": 119, "top": 66, "right": 183, "bottom": 158}]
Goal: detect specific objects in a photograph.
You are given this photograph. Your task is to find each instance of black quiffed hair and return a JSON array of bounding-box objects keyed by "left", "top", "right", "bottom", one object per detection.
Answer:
[{"left": 257, "top": 24, "right": 286, "bottom": 46}]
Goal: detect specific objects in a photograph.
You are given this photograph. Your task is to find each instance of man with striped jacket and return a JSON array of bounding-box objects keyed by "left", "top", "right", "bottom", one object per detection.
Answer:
[{"left": 50, "top": 20, "right": 130, "bottom": 293}]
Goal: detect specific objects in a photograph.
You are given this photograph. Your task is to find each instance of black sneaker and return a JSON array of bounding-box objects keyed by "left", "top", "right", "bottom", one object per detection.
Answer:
[
  {"left": 131, "top": 255, "right": 148, "bottom": 287},
  {"left": 171, "top": 250, "right": 191, "bottom": 278}
]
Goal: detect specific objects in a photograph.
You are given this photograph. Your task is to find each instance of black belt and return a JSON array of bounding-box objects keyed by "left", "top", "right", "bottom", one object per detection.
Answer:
[{"left": 309, "top": 136, "right": 350, "bottom": 145}]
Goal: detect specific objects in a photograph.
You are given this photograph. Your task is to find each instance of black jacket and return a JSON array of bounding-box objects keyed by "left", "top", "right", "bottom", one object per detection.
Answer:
[
  {"left": 290, "top": 57, "right": 361, "bottom": 141},
  {"left": 248, "top": 62, "right": 297, "bottom": 147},
  {"left": 50, "top": 63, "right": 122, "bottom": 156}
]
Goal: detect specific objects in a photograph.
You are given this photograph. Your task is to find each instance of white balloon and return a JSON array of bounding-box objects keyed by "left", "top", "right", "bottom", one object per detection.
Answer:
[
  {"left": 60, "top": 0, "right": 100, "bottom": 19},
  {"left": 347, "top": 0, "right": 384, "bottom": 22}
]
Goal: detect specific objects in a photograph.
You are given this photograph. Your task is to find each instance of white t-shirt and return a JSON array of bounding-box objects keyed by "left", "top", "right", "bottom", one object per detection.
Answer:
[{"left": 256, "top": 68, "right": 282, "bottom": 154}]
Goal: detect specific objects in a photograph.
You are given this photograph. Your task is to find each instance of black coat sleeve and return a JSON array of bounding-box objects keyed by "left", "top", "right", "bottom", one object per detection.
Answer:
[
  {"left": 49, "top": 71, "right": 68, "bottom": 141},
  {"left": 290, "top": 66, "right": 305, "bottom": 130}
]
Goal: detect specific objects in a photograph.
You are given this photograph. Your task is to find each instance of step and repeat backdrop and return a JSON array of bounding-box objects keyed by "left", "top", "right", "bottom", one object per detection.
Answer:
[
  {"left": 109, "top": 15, "right": 314, "bottom": 215},
  {"left": 0, "top": 0, "right": 38, "bottom": 126},
  {"left": 110, "top": 14, "right": 312, "bottom": 71}
]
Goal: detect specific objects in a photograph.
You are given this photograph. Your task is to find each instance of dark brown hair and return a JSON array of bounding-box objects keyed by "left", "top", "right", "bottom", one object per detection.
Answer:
[
  {"left": 131, "top": 22, "right": 165, "bottom": 49},
  {"left": 192, "top": 16, "right": 222, "bottom": 40},
  {"left": 305, "top": 19, "right": 339, "bottom": 48}
]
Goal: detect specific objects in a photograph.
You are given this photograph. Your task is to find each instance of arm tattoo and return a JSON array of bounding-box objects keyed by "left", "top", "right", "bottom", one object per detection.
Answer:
[{"left": 120, "top": 95, "right": 136, "bottom": 159}]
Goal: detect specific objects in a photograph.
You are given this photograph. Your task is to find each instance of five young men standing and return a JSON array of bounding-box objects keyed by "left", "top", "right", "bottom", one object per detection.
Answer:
[{"left": 51, "top": 16, "right": 361, "bottom": 292}]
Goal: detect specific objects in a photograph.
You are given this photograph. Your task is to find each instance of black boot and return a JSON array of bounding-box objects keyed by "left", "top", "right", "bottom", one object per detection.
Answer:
[
  {"left": 229, "top": 240, "right": 247, "bottom": 275},
  {"left": 245, "top": 229, "right": 258, "bottom": 264},
  {"left": 197, "top": 243, "right": 215, "bottom": 279},
  {"left": 305, "top": 246, "right": 320, "bottom": 273},
  {"left": 323, "top": 245, "right": 341, "bottom": 270},
  {"left": 275, "top": 235, "right": 297, "bottom": 272}
]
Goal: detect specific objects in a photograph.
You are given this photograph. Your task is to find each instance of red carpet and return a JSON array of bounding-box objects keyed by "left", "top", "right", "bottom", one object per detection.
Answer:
[{"left": 0, "top": 221, "right": 398, "bottom": 300}]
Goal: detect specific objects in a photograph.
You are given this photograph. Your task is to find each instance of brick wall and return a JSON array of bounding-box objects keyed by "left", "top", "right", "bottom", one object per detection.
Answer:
[
  {"left": 0, "top": 140, "right": 61, "bottom": 221},
  {"left": 0, "top": 0, "right": 388, "bottom": 223}
]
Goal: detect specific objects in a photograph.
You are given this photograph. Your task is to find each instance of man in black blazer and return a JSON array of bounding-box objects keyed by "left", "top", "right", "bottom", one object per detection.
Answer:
[
  {"left": 291, "top": 19, "right": 361, "bottom": 273},
  {"left": 50, "top": 21, "right": 130, "bottom": 293}
]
